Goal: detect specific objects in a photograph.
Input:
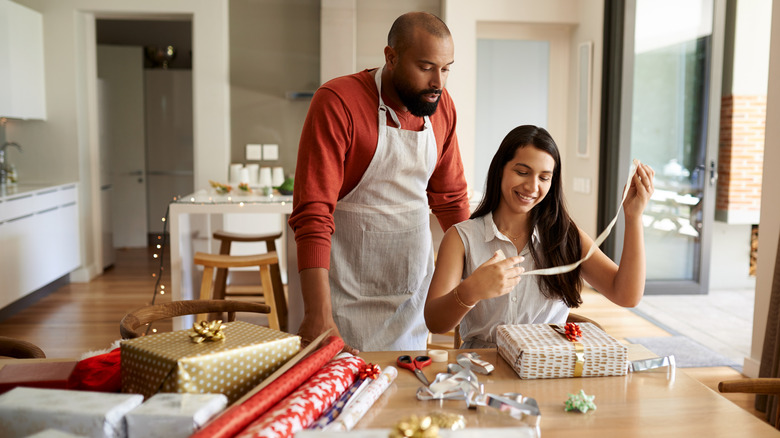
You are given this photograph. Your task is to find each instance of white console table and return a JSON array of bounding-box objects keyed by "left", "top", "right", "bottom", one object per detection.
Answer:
[{"left": 168, "top": 190, "right": 303, "bottom": 331}]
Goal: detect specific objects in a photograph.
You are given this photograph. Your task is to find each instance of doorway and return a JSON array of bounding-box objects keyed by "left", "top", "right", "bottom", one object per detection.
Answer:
[
  {"left": 95, "top": 19, "right": 194, "bottom": 261},
  {"left": 474, "top": 23, "right": 571, "bottom": 199}
]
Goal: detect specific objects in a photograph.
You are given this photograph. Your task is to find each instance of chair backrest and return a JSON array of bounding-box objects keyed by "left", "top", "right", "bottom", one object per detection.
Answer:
[
  {"left": 0, "top": 336, "right": 46, "bottom": 358},
  {"left": 120, "top": 300, "right": 271, "bottom": 339}
]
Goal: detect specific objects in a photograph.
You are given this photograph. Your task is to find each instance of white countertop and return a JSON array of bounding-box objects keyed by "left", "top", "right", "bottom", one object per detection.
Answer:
[{"left": 0, "top": 182, "right": 78, "bottom": 202}]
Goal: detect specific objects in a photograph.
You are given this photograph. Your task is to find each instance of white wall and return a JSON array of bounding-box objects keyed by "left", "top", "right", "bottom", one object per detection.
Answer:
[
  {"left": 747, "top": 0, "right": 780, "bottom": 377},
  {"left": 6, "top": 0, "right": 230, "bottom": 281}
]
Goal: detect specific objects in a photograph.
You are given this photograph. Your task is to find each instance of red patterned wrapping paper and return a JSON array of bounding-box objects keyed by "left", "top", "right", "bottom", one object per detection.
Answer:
[
  {"left": 191, "top": 336, "right": 344, "bottom": 438},
  {"left": 235, "top": 355, "right": 364, "bottom": 438}
]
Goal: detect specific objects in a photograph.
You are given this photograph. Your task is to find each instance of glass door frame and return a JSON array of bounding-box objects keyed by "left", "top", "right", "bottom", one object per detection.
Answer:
[{"left": 600, "top": 0, "right": 726, "bottom": 294}]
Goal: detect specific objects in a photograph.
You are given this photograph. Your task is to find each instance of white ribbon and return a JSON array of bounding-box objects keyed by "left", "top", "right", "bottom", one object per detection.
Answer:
[{"left": 518, "top": 158, "right": 641, "bottom": 276}]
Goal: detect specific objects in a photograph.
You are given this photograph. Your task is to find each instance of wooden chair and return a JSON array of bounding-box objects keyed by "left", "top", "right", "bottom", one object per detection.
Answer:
[
  {"left": 567, "top": 312, "right": 604, "bottom": 331},
  {"left": 119, "top": 299, "right": 271, "bottom": 339},
  {"left": 430, "top": 312, "right": 604, "bottom": 349},
  {"left": 718, "top": 379, "right": 780, "bottom": 429},
  {"left": 211, "top": 230, "right": 288, "bottom": 332},
  {"left": 0, "top": 336, "right": 46, "bottom": 358},
  {"left": 194, "top": 250, "right": 284, "bottom": 331}
]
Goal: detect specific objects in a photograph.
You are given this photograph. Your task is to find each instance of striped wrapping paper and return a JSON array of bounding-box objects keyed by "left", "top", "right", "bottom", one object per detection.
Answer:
[
  {"left": 321, "top": 365, "right": 397, "bottom": 432},
  {"left": 235, "top": 356, "right": 364, "bottom": 438}
]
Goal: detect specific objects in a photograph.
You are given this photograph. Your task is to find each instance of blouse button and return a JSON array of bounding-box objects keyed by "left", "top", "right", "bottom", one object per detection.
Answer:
[{"left": 511, "top": 296, "right": 518, "bottom": 302}]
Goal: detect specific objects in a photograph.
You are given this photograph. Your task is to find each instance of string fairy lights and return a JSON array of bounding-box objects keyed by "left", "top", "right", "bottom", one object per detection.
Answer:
[{"left": 144, "top": 199, "right": 174, "bottom": 335}]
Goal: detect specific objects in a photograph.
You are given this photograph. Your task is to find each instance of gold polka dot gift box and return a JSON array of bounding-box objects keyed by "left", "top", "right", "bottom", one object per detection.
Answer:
[
  {"left": 120, "top": 321, "right": 300, "bottom": 404},
  {"left": 496, "top": 323, "right": 628, "bottom": 379}
]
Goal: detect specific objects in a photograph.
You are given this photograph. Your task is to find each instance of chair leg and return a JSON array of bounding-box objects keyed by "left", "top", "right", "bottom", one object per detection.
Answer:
[
  {"left": 213, "top": 241, "right": 231, "bottom": 301},
  {"left": 259, "top": 265, "right": 280, "bottom": 331},
  {"left": 265, "top": 240, "right": 288, "bottom": 331},
  {"left": 199, "top": 266, "right": 216, "bottom": 323}
]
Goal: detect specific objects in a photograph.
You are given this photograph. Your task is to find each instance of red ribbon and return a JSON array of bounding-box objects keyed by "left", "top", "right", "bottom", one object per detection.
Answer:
[
  {"left": 564, "top": 322, "right": 582, "bottom": 342},
  {"left": 358, "top": 363, "right": 381, "bottom": 380}
]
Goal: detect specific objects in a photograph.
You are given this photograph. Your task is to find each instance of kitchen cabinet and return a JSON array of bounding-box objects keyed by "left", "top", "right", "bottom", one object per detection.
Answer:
[
  {"left": 0, "top": 183, "right": 80, "bottom": 309},
  {"left": 0, "top": 0, "right": 46, "bottom": 120}
]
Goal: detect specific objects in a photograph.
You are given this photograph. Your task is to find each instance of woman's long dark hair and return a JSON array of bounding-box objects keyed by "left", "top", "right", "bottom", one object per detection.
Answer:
[{"left": 471, "top": 125, "right": 583, "bottom": 308}]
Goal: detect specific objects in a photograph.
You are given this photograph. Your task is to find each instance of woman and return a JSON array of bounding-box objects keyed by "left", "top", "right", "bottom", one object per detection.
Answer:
[{"left": 424, "top": 125, "right": 654, "bottom": 348}]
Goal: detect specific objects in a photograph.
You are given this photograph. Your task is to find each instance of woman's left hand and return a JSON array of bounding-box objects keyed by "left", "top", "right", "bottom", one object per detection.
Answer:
[{"left": 623, "top": 162, "right": 655, "bottom": 220}]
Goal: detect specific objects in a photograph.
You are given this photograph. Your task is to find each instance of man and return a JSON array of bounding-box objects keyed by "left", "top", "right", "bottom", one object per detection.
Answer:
[{"left": 289, "top": 11, "right": 470, "bottom": 352}]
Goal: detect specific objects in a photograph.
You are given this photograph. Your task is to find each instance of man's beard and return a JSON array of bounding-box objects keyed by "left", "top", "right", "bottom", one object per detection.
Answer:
[{"left": 393, "top": 76, "right": 442, "bottom": 117}]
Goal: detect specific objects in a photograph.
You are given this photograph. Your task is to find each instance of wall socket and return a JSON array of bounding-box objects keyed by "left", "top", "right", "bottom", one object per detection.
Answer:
[
  {"left": 573, "top": 177, "right": 592, "bottom": 194},
  {"left": 263, "top": 144, "right": 279, "bottom": 161},
  {"left": 246, "top": 144, "right": 262, "bottom": 160}
]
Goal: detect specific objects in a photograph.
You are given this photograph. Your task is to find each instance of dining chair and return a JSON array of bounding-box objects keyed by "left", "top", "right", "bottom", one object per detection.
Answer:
[
  {"left": 0, "top": 336, "right": 46, "bottom": 358},
  {"left": 119, "top": 299, "right": 271, "bottom": 339},
  {"left": 194, "top": 250, "right": 284, "bottom": 330},
  {"left": 210, "top": 230, "right": 288, "bottom": 331},
  {"left": 718, "top": 379, "right": 780, "bottom": 429}
]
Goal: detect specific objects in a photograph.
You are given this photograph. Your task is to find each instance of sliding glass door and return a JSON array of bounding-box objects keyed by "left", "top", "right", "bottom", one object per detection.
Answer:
[{"left": 605, "top": 0, "right": 725, "bottom": 294}]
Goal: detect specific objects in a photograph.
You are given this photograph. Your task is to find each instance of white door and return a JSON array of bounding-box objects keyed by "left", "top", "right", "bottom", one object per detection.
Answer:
[
  {"left": 97, "top": 45, "right": 148, "bottom": 248},
  {"left": 474, "top": 23, "right": 570, "bottom": 197}
]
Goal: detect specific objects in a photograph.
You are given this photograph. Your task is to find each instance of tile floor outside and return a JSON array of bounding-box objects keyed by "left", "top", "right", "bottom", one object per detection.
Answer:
[{"left": 632, "top": 288, "right": 755, "bottom": 369}]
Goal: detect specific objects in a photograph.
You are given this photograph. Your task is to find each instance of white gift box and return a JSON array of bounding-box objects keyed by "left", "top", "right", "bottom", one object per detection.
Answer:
[
  {"left": 125, "top": 393, "right": 228, "bottom": 438},
  {"left": 27, "top": 429, "right": 87, "bottom": 438},
  {"left": 0, "top": 387, "right": 143, "bottom": 438}
]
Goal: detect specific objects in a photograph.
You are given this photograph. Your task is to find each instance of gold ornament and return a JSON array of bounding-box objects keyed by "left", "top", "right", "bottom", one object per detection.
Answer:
[
  {"left": 389, "top": 415, "right": 440, "bottom": 438},
  {"left": 189, "top": 320, "right": 226, "bottom": 343},
  {"left": 428, "top": 411, "right": 466, "bottom": 430}
]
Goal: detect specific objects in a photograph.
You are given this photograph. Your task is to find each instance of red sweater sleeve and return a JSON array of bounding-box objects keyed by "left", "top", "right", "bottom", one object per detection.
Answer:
[
  {"left": 427, "top": 93, "right": 470, "bottom": 231},
  {"left": 288, "top": 86, "right": 351, "bottom": 271}
]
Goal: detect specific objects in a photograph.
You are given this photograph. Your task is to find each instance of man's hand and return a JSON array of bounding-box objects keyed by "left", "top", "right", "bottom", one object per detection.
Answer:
[
  {"left": 297, "top": 314, "right": 359, "bottom": 355},
  {"left": 298, "top": 267, "right": 359, "bottom": 355}
]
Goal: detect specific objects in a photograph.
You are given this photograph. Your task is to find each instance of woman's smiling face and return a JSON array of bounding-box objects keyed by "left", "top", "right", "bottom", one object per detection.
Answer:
[{"left": 500, "top": 145, "right": 556, "bottom": 215}]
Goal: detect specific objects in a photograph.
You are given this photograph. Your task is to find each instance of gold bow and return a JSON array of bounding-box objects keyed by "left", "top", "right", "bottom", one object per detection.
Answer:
[{"left": 189, "top": 320, "right": 226, "bottom": 343}]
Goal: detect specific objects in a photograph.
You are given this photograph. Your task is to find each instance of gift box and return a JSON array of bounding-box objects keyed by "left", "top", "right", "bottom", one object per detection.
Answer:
[
  {"left": 125, "top": 393, "right": 228, "bottom": 438},
  {"left": 26, "top": 429, "right": 87, "bottom": 438},
  {"left": 121, "top": 321, "right": 300, "bottom": 404},
  {"left": 0, "top": 386, "right": 143, "bottom": 438},
  {"left": 0, "top": 360, "right": 78, "bottom": 394},
  {"left": 496, "top": 323, "right": 627, "bottom": 379}
]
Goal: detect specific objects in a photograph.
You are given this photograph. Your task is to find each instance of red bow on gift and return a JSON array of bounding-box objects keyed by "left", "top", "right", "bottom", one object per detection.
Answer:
[
  {"left": 565, "top": 323, "right": 582, "bottom": 342},
  {"left": 359, "top": 363, "right": 381, "bottom": 380}
]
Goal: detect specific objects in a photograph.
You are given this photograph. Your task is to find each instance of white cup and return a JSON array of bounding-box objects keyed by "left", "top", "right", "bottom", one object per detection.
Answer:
[
  {"left": 258, "top": 167, "right": 272, "bottom": 188},
  {"left": 229, "top": 164, "right": 243, "bottom": 184},
  {"left": 239, "top": 168, "right": 250, "bottom": 184},
  {"left": 246, "top": 164, "right": 260, "bottom": 185},
  {"left": 272, "top": 167, "right": 285, "bottom": 187}
]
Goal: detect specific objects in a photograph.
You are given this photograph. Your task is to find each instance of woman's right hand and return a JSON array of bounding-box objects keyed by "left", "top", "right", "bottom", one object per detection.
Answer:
[{"left": 459, "top": 251, "right": 525, "bottom": 304}]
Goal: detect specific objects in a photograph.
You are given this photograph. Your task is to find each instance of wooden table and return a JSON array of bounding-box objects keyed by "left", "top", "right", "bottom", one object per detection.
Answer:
[
  {"left": 1, "top": 346, "right": 777, "bottom": 437},
  {"left": 355, "top": 346, "right": 778, "bottom": 437}
]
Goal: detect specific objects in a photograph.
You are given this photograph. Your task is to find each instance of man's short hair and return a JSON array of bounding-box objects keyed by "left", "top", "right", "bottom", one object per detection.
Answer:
[{"left": 387, "top": 12, "right": 451, "bottom": 55}]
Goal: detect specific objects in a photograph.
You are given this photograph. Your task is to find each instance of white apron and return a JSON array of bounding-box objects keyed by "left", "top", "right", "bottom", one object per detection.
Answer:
[{"left": 329, "top": 67, "right": 438, "bottom": 351}]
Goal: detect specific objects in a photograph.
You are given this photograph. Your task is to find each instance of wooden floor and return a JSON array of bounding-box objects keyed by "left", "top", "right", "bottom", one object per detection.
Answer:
[{"left": 0, "top": 247, "right": 767, "bottom": 424}]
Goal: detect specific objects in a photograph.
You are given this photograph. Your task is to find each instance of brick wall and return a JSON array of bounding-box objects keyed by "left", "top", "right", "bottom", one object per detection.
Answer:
[{"left": 717, "top": 94, "right": 766, "bottom": 217}]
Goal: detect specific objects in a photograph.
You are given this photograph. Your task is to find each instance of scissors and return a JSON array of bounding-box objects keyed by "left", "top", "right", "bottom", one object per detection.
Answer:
[{"left": 397, "top": 355, "right": 432, "bottom": 386}]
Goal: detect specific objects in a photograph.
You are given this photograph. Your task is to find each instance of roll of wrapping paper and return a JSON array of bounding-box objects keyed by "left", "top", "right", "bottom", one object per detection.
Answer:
[
  {"left": 235, "top": 355, "right": 365, "bottom": 438},
  {"left": 307, "top": 377, "right": 367, "bottom": 430},
  {"left": 190, "top": 335, "right": 344, "bottom": 438},
  {"left": 322, "top": 365, "right": 398, "bottom": 432}
]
